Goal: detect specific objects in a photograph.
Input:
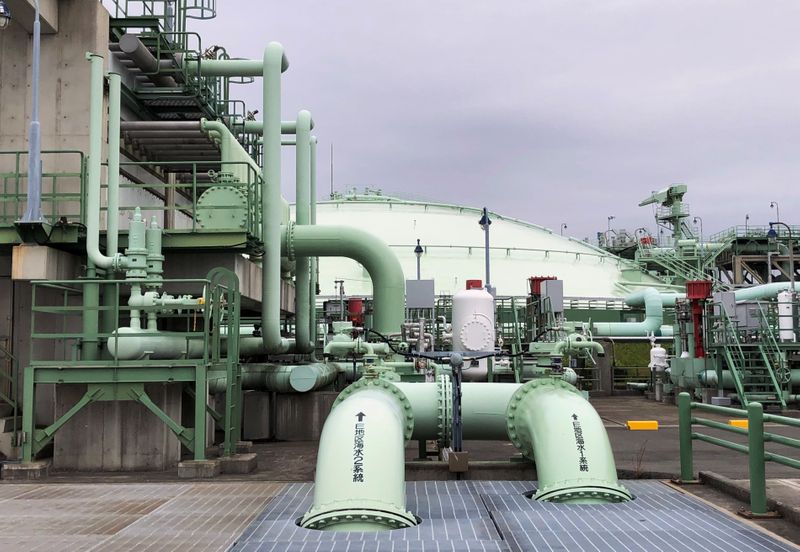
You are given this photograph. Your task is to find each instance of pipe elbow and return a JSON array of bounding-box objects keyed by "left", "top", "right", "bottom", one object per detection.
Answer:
[{"left": 264, "top": 42, "right": 289, "bottom": 73}]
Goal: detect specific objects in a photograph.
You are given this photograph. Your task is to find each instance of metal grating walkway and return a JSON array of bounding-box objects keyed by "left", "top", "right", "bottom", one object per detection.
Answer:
[{"left": 230, "top": 480, "right": 799, "bottom": 552}]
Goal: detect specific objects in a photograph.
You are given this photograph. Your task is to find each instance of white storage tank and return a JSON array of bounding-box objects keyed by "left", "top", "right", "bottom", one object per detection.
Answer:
[{"left": 452, "top": 279, "right": 495, "bottom": 381}]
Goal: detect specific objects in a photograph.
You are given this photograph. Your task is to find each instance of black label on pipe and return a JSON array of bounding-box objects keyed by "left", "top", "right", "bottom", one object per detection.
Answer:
[
  {"left": 353, "top": 412, "right": 366, "bottom": 483},
  {"left": 572, "top": 414, "right": 589, "bottom": 472}
]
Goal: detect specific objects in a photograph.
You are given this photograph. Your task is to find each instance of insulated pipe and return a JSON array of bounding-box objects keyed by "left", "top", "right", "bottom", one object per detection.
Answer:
[
  {"left": 107, "top": 73, "right": 121, "bottom": 257},
  {"left": 506, "top": 379, "right": 632, "bottom": 503},
  {"left": 263, "top": 43, "right": 291, "bottom": 353},
  {"left": 699, "top": 369, "right": 800, "bottom": 388},
  {"left": 461, "top": 382, "right": 521, "bottom": 440},
  {"left": 625, "top": 289, "right": 685, "bottom": 307},
  {"left": 184, "top": 57, "right": 290, "bottom": 77},
  {"left": 238, "top": 120, "right": 299, "bottom": 134},
  {"left": 310, "top": 136, "right": 319, "bottom": 351},
  {"left": 86, "top": 54, "right": 121, "bottom": 270},
  {"left": 118, "top": 34, "right": 177, "bottom": 87},
  {"left": 285, "top": 224, "right": 406, "bottom": 335},
  {"left": 588, "top": 287, "right": 673, "bottom": 337},
  {"left": 323, "top": 339, "right": 393, "bottom": 358},
  {"left": 734, "top": 282, "right": 800, "bottom": 302},
  {"left": 209, "top": 363, "right": 339, "bottom": 393},
  {"left": 294, "top": 110, "right": 314, "bottom": 353},
  {"left": 300, "top": 379, "right": 418, "bottom": 531},
  {"left": 121, "top": 121, "right": 202, "bottom": 131}
]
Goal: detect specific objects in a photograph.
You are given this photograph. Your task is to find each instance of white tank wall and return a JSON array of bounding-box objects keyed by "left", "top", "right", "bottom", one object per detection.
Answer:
[{"left": 299, "top": 198, "right": 672, "bottom": 298}]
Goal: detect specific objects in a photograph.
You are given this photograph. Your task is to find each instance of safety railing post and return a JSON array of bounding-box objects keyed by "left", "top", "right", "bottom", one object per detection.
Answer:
[
  {"left": 678, "top": 392, "right": 694, "bottom": 481},
  {"left": 747, "top": 401, "right": 767, "bottom": 515}
]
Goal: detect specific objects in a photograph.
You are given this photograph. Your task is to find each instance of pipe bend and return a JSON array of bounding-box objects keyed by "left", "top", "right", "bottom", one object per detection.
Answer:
[
  {"left": 301, "top": 379, "right": 417, "bottom": 531},
  {"left": 506, "top": 379, "right": 632, "bottom": 504},
  {"left": 285, "top": 224, "right": 406, "bottom": 335}
]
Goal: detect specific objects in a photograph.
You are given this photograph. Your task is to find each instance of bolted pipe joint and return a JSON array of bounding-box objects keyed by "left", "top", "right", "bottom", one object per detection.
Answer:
[
  {"left": 300, "top": 378, "right": 418, "bottom": 531},
  {"left": 506, "top": 379, "right": 632, "bottom": 504}
]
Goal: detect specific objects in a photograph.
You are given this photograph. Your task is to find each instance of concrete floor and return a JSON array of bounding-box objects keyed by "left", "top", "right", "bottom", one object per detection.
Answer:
[{"left": 2, "top": 396, "right": 800, "bottom": 550}]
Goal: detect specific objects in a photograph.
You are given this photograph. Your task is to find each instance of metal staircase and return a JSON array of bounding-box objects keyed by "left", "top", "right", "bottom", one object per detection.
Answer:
[{"left": 720, "top": 309, "right": 785, "bottom": 408}]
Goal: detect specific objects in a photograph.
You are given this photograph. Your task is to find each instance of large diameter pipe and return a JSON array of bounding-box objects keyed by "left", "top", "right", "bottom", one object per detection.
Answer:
[
  {"left": 208, "top": 363, "right": 338, "bottom": 394},
  {"left": 118, "top": 34, "right": 177, "bottom": 87},
  {"left": 462, "top": 383, "right": 521, "bottom": 440},
  {"left": 589, "top": 287, "right": 673, "bottom": 337},
  {"left": 734, "top": 282, "right": 800, "bottom": 302},
  {"left": 294, "top": 110, "right": 313, "bottom": 353},
  {"left": 394, "top": 375, "right": 452, "bottom": 443},
  {"left": 286, "top": 224, "right": 406, "bottom": 335},
  {"left": 506, "top": 379, "right": 632, "bottom": 503},
  {"left": 185, "top": 55, "right": 289, "bottom": 77},
  {"left": 300, "top": 380, "right": 418, "bottom": 531}
]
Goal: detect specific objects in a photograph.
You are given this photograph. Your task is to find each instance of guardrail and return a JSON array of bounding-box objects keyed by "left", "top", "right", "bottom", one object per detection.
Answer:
[{"left": 678, "top": 392, "right": 800, "bottom": 515}]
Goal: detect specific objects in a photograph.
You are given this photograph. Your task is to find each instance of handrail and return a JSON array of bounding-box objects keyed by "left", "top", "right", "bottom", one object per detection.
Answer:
[{"left": 678, "top": 392, "right": 800, "bottom": 515}]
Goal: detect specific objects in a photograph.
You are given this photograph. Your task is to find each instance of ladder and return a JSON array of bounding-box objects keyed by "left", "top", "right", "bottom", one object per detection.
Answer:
[{"left": 720, "top": 310, "right": 785, "bottom": 408}]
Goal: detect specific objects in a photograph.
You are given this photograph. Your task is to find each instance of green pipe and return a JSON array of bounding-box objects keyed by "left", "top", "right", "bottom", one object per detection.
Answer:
[
  {"left": 553, "top": 334, "right": 605, "bottom": 357},
  {"left": 107, "top": 72, "right": 121, "bottom": 258},
  {"left": 310, "top": 136, "right": 318, "bottom": 351},
  {"left": 394, "top": 375, "right": 452, "bottom": 443},
  {"left": 462, "top": 382, "right": 521, "bottom": 440},
  {"left": 734, "top": 283, "right": 800, "bottom": 302},
  {"left": 294, "top": 110, "right": 313, "bottom": 353},
  {"left": 506, "top": 379, "right": 632, "bottom": 503},
  {"left": 699, "top": 369, "right": 800, "bottom": 388},
  {"left": 185, "top": 57, "right": 288, "bottom": 77},
  {"left": 285, "top": 224, "right": 406, "bottom": 335},
  {"left": 301, "top": 379, "right": 418, "bottom": 531},
  {"left": 82, "top": 261, "right": 100, "bottom": 360},
  {"left": 589, "top": 287, "right": 673, "bottom": 337},
  {"left": 209, "top": 363, "right": 338, "bottom": 394},
  {"left": 262, "top": 43, "right": 292, "bottom": 354},
  {"left": 86, "top": 53, "right": 120, "bottom": 271},
  {"left": 324, "top": 339, "right": 393, "bottom": 358},
  {"left": 200, "top": 119, "right": 230, "bottom": 168},
  {"left": 238, "top": 120, "right": 300, "bottom": 134},
  {"left": 626, "top": 289, "right": 685, "bottom": 307}
]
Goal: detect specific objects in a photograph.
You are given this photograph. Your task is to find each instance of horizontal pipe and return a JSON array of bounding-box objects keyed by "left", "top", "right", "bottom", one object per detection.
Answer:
[
  {"left": 461, "top": 383, "right": 521, "bottom": 440},
  {"left": 588, "top": 287, "right": 673, "bottom": 337},
  {"left": 118, "top": 34, "right": 177, "bottom": 87},
  {"left": 121, "top": 121, "right": 201, "bottom": 131},
  {"left": 209, "top": 363, "right": 338, "bottom": 394},
  {"left": 185, "top": 52, "right": 289, "bottom": 77},
  {"left": 735, "top": 283, "right": 800, "bottom": 302}
]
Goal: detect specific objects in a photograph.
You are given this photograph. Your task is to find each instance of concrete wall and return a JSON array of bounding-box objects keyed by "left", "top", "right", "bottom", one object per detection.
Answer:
[{"left": 53, "top": 383, "right": 182, "bottom": 471}]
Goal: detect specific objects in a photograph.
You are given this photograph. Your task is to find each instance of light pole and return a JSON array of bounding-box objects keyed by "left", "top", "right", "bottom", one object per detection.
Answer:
[
  {"left": 745, "top": 214, "right": 750, "bottom": 235},
  {"left": 478, "top": 207, "right": 492, "bottom": 293},
  {"left": 17, "top": 0, "right": 44, "bottom": 224},
  {"left": 0, "top": 1, "right": 11, "bottom": 30},
  {"left": 607, "top": 215, "right": 615, "bottom": 233},
  {"left": 768, "top": 222, "right": 795, "bottom": 292},
  {"left": 693, "top": 216, "right": 703, "bottom": 242},
  {"left": 770, "top": 201, "right": 780, "bottom": 223},
  {"left": 560, "top": 223, "right": 567, "bottom": 236},
  {"left": 414, "top": 239, "right": 423, "bottom": 280}
]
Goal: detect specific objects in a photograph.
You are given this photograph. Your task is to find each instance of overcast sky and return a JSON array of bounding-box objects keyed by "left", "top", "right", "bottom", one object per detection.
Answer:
[{"left": 188, "top": 1, "right": 800, "bottom": 241}]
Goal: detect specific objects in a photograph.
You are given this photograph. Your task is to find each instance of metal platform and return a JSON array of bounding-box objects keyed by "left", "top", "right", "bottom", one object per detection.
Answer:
[{"left": 231, "top": 480, "right": 798, "bottom": 552}]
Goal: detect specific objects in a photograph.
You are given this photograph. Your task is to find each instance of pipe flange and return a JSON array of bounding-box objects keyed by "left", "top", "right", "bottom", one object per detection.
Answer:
[
  {"left": 534, "top": 480, "right": 633, "bottom": 503},
  {"left": 283, "top": 221, "right": 296, "bottom": 260},
  {"left": 436, "top": 374, "right": 452, "bottom": 447},
  {"left": 301, "top": 506, "right": 418, "bottom": 531},
  {"left": 332, "top": 378, "right": 415, "bottom": 441},
  {"left": 505, "top": 379, "right": 582, "bottom": 456}
]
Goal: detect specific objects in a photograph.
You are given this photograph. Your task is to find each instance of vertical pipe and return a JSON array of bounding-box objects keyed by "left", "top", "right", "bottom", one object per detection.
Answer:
[
  {"left": 22, "top": 3, "right": 43, "bottom": 223},
  {"left": 747, "top": 401, "right": 767, "bottom": 515},
  {"left": 107, "top": 73, "right": 121, "bottom": 256},
  {"left": 310, "top": 136, "right": 319, "bottom": 352},
  {"left": 678, "top": 392, "right": 694, "bottom": 481},
  {"left": 294, "top": 110, "right": 312, "bottom": 353},
  {"left": 262, "top": 43, "right": 290, "bottom": 353}
]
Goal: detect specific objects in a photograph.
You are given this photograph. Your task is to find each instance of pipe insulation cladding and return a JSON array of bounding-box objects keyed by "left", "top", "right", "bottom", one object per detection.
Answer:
[
  {"left": 300, "top": 379, "right": 419, "bottom": 532},
  {"left": 506, "top": 379, "right": 632, "bottom": 503}
]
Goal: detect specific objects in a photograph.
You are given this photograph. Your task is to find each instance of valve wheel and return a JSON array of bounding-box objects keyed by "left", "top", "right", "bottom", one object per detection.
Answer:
[{"left": 776, "top": 363, "right": 791, "bottom": 384}]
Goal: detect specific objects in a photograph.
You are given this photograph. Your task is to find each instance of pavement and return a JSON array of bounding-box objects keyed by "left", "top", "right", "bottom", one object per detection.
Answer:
[{"left": 2, "top": 395, "right": 800, "bottom": 550}]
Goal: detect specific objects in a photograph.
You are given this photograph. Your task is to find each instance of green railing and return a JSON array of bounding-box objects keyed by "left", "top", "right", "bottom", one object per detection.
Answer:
[
  {"left": 678, "top": 392, "right": 800, "bottom": 515},
  {"left": 103, "top": 160, "right": 262, "bottom": 236},
  {"left": 710, "top": 225, "right": 800, "bottom": 243},
  {"left": 0, "top": 150, "right": 85, "bottom": 227},
  {"left": 30, "top": 278, "right": 211, "bottom": 366}
]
